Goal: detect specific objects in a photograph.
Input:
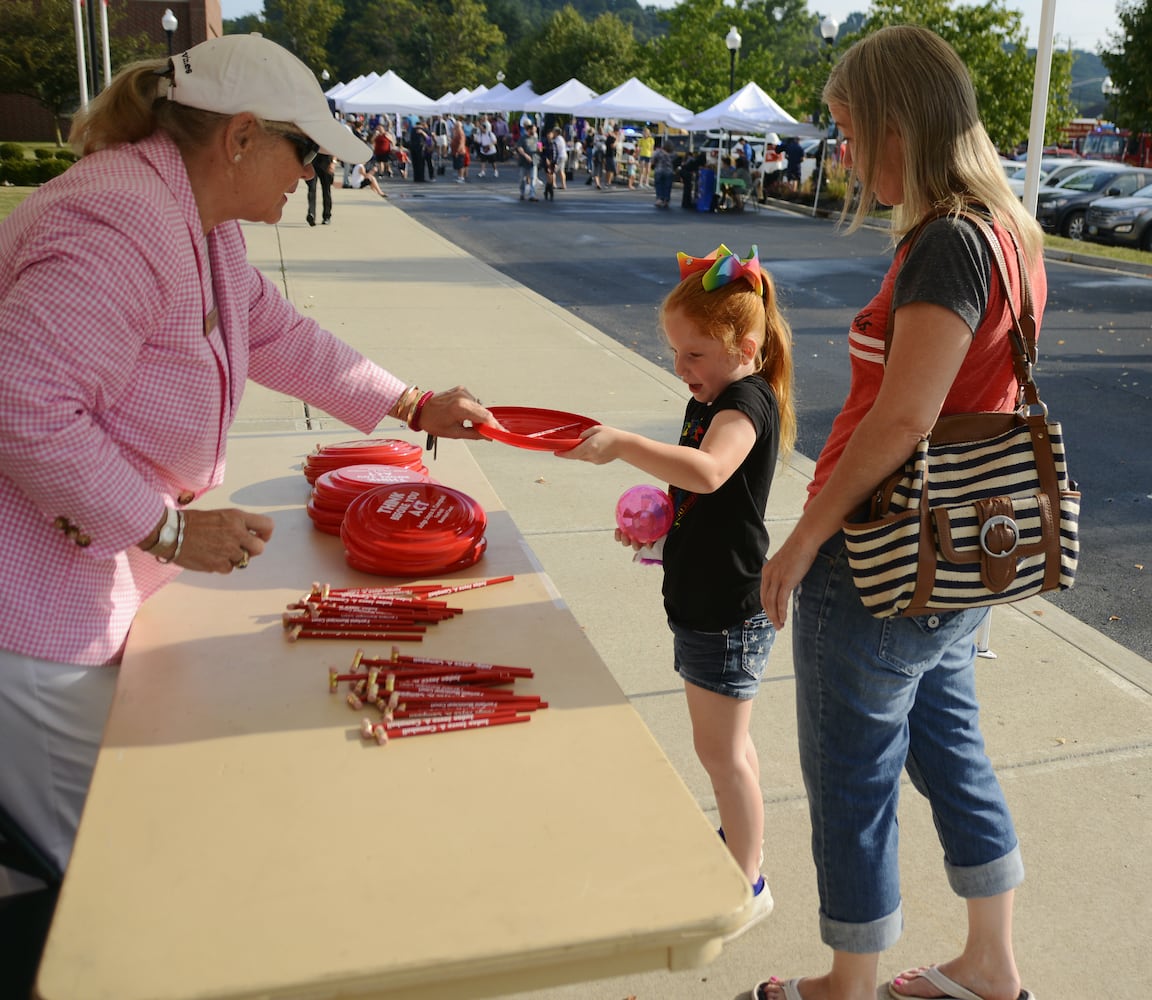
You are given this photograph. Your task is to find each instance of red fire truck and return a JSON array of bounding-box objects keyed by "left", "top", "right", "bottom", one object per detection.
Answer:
[{"left": 1078, "top": 122, "right": 1152, "bottom": 167}]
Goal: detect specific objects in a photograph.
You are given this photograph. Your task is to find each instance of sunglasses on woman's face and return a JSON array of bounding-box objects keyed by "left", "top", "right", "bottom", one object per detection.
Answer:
[{"left": 281, "top": 132, "right": 320, "bottom": 166}]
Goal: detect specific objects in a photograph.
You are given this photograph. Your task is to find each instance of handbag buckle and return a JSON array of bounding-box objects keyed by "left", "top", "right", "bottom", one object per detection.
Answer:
[{"left": 979, "top": 514, "right": 1019, "bottom": 557}]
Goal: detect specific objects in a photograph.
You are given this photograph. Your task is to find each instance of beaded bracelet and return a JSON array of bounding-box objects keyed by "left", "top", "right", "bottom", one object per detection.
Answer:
[
  {"left": 156, "top": 510, "right": 186, "bottom": 565},
  {"left": 408, "top": 391, "right": 435, "bottom": 432}
]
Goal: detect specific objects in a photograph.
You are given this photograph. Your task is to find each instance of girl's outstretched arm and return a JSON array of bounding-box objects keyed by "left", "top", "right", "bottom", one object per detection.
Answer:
[{"left": 556, "top": 410, "right": 756, "bottom": 494}]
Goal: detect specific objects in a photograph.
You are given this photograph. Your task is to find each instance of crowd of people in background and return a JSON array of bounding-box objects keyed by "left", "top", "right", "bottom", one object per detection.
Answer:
[{"left": 313, "top": 106, "right": 826, "bottom": 218}]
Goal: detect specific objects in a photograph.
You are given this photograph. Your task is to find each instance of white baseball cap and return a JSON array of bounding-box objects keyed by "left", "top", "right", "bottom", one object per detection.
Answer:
[{"left": 167, "top": 34, "right": 370, "bottom": 164}]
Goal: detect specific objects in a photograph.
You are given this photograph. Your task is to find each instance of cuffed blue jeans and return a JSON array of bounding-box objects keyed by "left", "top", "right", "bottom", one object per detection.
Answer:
[{"left": 792, "top": 532, "right": 1024, "bottom": 953}]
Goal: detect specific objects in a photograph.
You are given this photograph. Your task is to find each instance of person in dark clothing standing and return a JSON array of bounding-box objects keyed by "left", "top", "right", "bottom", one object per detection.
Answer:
[
  {"left": 422, "top": 124, "right": 436, "bottom": 182},
  {"left": 305, "top": 152, "right": 334, "bottom": 226},
  {"left": 541, "top": 128, "right": 558, "bottom": 201},
  {"left": 778, "top": 136, "right": 805, "bottom": 191},
  {"left": 407, "top": 122, "right": 426, "bottom": 182}
]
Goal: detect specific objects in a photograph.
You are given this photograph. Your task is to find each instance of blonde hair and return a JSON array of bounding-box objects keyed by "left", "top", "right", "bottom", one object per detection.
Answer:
[
  {"left": 69, "top": 58, "right": 297, "bottom": 157},
  {"left": 659, "top": 273, "right": 796, "bottom": 455},
  {"left": 823, "top": 24, "right": 1043, "bottom": 263}
]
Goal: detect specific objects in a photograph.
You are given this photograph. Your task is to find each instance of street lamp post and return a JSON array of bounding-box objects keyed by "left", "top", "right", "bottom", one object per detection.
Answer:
[
  {"left": 812, "top": 17, "right": 839, "bottom": 215},
  {"left": 725, "top": 25, "right": 742, "bottom": 94},
  {"left": 1102, "top": 75, "right": 1118, "bottom": 111},
  {"left": 820, "top": 15, "right": 838, "bottom": 48},
  {"left": 161, "top": 8, "right": 178, "bottom": 58},
  {"left": 725, "top": 25, "right": 742, "bottom": 159}
]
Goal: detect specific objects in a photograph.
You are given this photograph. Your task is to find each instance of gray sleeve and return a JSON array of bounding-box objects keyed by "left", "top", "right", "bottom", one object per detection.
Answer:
[{"left": 892, "top": 217, "right": 993, "bottom": 334}]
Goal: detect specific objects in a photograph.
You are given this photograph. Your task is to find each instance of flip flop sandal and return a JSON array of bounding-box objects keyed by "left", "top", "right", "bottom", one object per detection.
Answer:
[
  {"left": 751, "top": 977, "right": 805, "bottom": 1000},
  {"left": 889, "top": 965, "right": 1036, "bottom": 1000}
]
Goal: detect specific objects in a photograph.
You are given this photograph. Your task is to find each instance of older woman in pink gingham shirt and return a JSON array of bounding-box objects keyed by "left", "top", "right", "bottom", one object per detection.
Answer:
[{"left": 0, "top": 35, "right": 492, "bottom": 876}]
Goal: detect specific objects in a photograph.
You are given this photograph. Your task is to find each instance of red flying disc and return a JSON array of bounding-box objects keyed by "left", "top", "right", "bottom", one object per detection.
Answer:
[
  {"left": 307, "top": 465, "right": 435, "bottom": 535},
  {"left": 478, "top": 406, "right": 599, "bottom": 452},
  {"left": 303, "top": 439, "right": 427, "bottom": 484},
  {"left": 340, "top": 482, "right": 487, "bottom": 577}
]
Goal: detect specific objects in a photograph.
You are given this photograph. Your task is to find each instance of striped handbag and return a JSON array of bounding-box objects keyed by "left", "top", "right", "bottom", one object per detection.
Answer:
[{"left": 842, "top": 214, "right": 1080, "bottom": 619}]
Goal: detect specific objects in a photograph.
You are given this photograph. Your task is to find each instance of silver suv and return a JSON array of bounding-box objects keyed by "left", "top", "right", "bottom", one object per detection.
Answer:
[{"left": 1085, "top": 181, "right": 1152, "bottom": 252}]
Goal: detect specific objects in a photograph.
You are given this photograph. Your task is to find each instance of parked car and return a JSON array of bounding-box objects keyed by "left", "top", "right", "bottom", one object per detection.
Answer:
[
  {"left": 1034, "top": 165, "right": 1152, "bottom": 239},
  {"left": 999, "top": 158, "right": 1110, "bottom": 199},
  {"left": 1041, "top": 159, "right": 1114, "bottom": 188},
  {"left": 1000, "top": 159, "right": 1029, "bottom": 198},
  {"left": 1085, "top": 181, "right": 1152, "bottom": 251},
  {"left": 695, "top": 135, "right": 770, "bottom": 165}
]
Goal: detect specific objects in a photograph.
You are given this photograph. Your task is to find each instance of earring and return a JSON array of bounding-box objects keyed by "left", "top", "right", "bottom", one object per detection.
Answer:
[{"left": 233, "top": 153, "right": 242, "bottom": 163}]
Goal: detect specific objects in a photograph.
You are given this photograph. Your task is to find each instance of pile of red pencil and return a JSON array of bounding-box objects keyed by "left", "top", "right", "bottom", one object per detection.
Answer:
[
  {"left": 283, "top": 576, "right": 514, "bottom": 644},
  {"left": 329, "top": 646, "right": 545, "bottom": 747}
]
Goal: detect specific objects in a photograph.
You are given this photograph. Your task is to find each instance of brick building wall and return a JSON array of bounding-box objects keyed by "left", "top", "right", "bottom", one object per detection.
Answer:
[{"left": 0, "top": 0, "right": 221, "bottom": 142}]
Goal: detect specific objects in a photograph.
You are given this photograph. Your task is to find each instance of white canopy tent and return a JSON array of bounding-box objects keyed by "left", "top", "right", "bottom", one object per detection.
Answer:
[
  {"left": 440, "top": 86, "right": 481, "bottom": 115},
  {"left": 483, "top": 80, "right": 540, "bottom": 114},
  {"left": 685, "top": 82, "right": 821, "bottom": 138},
  {"left": 455, "top": 82, "right": 511, "bottom": 114},
  {"left": 569, "top": 77, "right": 693, "bottom": 127},
  {"left": 331, "top": 73, "right": 380, "bottom": 111},
  {"left": 521, "top": 78, "right": 598, "bottom": 114},
  {"left": 340, "top": 69, "right": 439, "bottom": 117}
]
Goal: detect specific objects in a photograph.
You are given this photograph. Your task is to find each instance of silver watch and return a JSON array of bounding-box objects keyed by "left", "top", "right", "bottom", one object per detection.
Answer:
[{"left": 147, "top": 507, "right": 179, "bottom": 555}]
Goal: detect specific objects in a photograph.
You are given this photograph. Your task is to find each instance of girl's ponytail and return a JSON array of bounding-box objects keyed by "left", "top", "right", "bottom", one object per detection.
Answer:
[{"left": 758, "top": 278, "right": 796, "bottom": 456}]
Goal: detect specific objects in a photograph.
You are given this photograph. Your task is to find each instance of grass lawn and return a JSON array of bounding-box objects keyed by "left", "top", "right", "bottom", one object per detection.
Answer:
[{"left": 0, "top": 187, "right": 32, "bottom": 219}]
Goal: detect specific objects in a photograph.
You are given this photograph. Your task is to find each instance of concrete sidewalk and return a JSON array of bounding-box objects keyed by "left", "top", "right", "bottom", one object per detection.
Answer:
[{"left": 237, "top": 184, "right": 1152, "bottom": 1000}]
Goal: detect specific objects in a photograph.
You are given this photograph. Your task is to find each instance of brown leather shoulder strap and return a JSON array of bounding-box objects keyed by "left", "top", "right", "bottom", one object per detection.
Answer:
[{"left": 883, "top": 209, "right": 1039, "bottom": 402}]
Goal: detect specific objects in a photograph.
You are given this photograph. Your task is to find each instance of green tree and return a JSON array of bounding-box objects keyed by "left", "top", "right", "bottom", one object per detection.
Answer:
[
  {"left": 262, "top": 0, "right": 343, "bottom": 78},
  {"left": 511, "top": 6, "right": 640, "bottom": 94},
  {"left": 741, "top": 0, "right": 828, "bottom": 103},
  {"left": 484, "top": 0, "right": 535, "bottom": 56},
  {"left": 645, "top": 0, "right": 781, "bottom": 113},
  {"left": 839, "top": 0, "right": 1074, "bottom": 151},
  {"left": 1101, "top": 0, "right": 1152, "bottom": 135},
  {"left": 0, "top": 0, "right": 154, "bottom": 144},
  {"left": 328, "top": 0, "right": 504, "bottom": 96},
  {"left": 223, "top": 14, "right": 267, "bottom": 35},
  {"left": 328, "top": 0, "right": 420, "bottom": 84},
  {"left": 427, "top": 0, "right": 505, "bottom": 95}
]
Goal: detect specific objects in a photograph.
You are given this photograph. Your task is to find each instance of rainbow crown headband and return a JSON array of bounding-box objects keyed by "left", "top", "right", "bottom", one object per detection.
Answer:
[{"left": 676, "top": 244, "right": 765, "bottom": 296}]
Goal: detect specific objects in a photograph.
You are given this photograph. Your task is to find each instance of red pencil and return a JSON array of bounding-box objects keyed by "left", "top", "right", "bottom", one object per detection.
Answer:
[
  {"left": 383, "top": 709, "right": 521, "bottom": 728},
  {"left": 358, "top": 648, "right": 534, "bottom": 677},
  {"left": 414, "top": 576, "right": 515, "bottom": 599},
  {"left": 382, "top": 714, "right": 530, "bottom": 740},
  {"left": 389, "top": 698, "right": 546, "bottom": 714},
  {"left": 289, "top": 627, "right": 423, "bottom": 642}
]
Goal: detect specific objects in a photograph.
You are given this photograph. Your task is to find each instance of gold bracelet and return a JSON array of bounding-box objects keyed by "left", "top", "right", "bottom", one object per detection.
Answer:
[
  {"left": 403, "top": 384, "right": 426, "bottom": 423},
  {"left": 390, "top": 386, "right": 421, "bottom": 423}
]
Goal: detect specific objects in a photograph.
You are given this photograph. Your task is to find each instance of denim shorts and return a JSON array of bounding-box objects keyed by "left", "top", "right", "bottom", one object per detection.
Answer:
[{"left": 669, "top": 611, "right": 775, "bottom": 700}]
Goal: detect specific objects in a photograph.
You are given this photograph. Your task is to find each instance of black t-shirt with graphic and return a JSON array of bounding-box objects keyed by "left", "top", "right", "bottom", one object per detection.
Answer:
[{"left": 662, "top": 375, "right": 779, "bottom": 631}]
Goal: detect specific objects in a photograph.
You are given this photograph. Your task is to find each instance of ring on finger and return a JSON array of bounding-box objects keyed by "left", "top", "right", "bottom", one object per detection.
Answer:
[{"left": 236, "top": 550, "right": 250, "bottom": 569}]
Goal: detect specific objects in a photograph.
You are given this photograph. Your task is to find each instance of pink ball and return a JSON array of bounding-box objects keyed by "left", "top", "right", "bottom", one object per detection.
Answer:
[{"left": 615, "top": 485, "right": 673, "bottom": 544}]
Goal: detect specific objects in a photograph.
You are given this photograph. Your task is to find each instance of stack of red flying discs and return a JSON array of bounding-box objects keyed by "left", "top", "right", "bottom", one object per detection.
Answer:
[
  {"left": 303, "top": 438, "right": 427, "bottom": 485},
  {"left": 340, "top": 482, "right": 487, "bottom": 576},
  {"left": 308, "top": 464, "right": 435, "bottom": 535}
]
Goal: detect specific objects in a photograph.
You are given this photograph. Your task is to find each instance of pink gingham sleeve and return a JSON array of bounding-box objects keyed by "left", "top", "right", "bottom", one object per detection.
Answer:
[
  {"left": 231, "top": 242, "right": 406, "bottom": 432},
  {"left": 0, "top": 177, "right": 187, "bottom": 557}
]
